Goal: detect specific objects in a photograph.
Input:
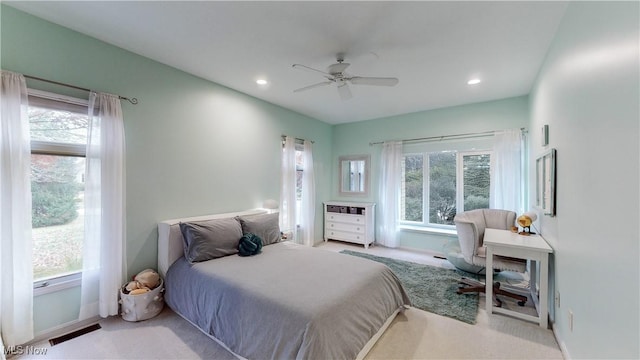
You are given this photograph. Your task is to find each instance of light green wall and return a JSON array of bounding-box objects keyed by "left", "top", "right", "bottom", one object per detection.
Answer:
[
  {"left": 331, "top": 96, "right": 529, "bottom": 252},
  {"left": 1, "top": 5, "right": 332, "bottom": 334},
  {"left": 32, "top": 287, "right": 81, "bottom": 334},
  {"left": 529, "top": 1, "right": 639, "bottom": 358}
]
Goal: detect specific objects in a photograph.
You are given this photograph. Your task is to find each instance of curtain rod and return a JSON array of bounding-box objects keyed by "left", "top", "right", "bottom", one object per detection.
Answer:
[
  {"left": 369, "top": 128, "right": 526, "bottom": 146},
  {"left": 281, "top": 135, "right": 314, "bottom": 144},
  {"left": 24, "top": 74, "right": 138, "bottom": 105}
]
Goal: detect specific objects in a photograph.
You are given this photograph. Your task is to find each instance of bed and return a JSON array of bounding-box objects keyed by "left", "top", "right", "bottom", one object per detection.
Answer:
[{"left": 158, "top": 209, "right": 410, "bottom": 360}]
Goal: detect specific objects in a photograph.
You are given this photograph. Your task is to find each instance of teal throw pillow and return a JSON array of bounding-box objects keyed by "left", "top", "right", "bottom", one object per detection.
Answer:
[{"left": 238, "top": 233, "right": 263, "bottom": 257}]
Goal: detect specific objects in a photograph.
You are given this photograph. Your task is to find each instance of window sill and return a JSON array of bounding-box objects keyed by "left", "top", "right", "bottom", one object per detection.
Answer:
[
  {"left": 399, "top": 225, "right": 457, "bottom": 237},
  {"left": 34, "top": 272, "right": 81, "bottom": 297}
]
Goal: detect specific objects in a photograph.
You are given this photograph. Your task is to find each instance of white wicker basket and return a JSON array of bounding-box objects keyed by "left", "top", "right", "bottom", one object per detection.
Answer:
[{"left": 119, "top": 279, "right": 164, "bottom": 321}]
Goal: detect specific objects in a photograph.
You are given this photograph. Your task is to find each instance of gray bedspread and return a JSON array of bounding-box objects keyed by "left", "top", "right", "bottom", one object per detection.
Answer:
[{"left": 165, "top": 242, "right": 410, "bottom": 360}]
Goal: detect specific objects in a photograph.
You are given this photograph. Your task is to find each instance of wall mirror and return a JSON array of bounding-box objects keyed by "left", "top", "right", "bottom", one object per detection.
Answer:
[
  {"left": 535, "top": 148, "right": 556, "bottom": 216},
  {"left": 339, "top": 155, "right": 370, "bottom": 196}
]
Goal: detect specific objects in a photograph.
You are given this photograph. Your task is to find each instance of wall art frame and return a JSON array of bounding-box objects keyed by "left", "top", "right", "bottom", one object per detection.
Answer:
[{"left": 535, "top": 148, "right": 556, "bottom": 216}]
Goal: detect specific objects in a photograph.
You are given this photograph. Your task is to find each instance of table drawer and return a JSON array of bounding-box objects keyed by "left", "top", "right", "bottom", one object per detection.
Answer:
[{"left": 325, "top": 221, "right": 365, "bottom": 234}]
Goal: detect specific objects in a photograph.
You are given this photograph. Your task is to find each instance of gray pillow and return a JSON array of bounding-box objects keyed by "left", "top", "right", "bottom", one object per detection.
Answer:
[
  {"left": 236, "top": 213, "right": 281, "bottom": 246},
  {"left": 179, "top": 218, "right": 243, "bottom": 263}
]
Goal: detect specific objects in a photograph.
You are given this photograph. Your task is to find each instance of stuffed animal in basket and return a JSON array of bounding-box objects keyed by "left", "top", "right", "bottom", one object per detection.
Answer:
[
  {"left": 123, "top": 269, "right": 160, "bottom": 295},
  {"left": 120, "top": 268, "right": 164, "bottom": 321}
]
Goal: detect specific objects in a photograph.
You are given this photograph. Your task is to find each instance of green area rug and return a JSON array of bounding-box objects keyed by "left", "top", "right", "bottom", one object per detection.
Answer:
[{"left": 340, "top": 250, "right": 479, "bottom": 324}]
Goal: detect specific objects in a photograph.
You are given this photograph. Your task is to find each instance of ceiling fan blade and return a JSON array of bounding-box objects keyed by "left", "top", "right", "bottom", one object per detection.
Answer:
[
  {"left": 350, "top": 76, "right": 399, "bottom": 86},
  {"left": 337, "top": 83, "right": 353, "bottom": 101},
  {"left": 292, "top": 64, "right": 332, "bottom": 77},
  {"left": 293, "top": 81, "right": 332, "bottom": 93}
]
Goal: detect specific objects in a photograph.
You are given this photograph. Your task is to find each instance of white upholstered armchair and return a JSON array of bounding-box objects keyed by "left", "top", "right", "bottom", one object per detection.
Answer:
[{"left": 451, "top": 209, "right": 528, "bottom": 307}]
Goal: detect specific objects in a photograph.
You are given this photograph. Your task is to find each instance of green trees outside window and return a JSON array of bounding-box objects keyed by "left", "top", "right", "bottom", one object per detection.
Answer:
[
  {"left": 462, "top": 154, "right": 491, "bottom": 212},
  {"left": 28, "top": 99, "right": 88, "bottom": 280},
  {"left": 402, "top": 150, "right": 491, "bottom": 227},
  {"left": 31, "top": 155, "right": 83, "bottom": 228}
]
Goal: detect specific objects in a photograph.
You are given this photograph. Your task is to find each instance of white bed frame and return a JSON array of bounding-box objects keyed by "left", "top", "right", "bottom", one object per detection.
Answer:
[
  {"left": 157, "top": 208, "right": 268, "bottom": 278},
  {"left": 156, "top": 208, "right": 402, "bottom": 360}
]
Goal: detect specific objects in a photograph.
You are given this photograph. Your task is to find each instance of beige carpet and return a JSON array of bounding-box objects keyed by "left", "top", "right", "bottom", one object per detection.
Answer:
[
  {"left": 369, "top": 300, "right": 562, "bottom": 359},
  {"left": 15, "top": 242, "right": 563, "bottom": 360}
]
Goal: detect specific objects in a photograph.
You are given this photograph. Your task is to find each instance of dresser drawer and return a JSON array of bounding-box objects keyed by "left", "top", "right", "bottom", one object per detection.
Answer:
[
  {"left": 325, "top": 221, "right": 365, "bottom": 234},
  {"left": 325, "top": 229, "right": 369, "bottom": 244},
  {"left": 325, "top": 213, "right": 364, "bottom": 225}
]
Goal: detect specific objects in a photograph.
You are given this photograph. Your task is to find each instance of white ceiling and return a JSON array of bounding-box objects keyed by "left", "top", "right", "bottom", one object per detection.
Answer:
[{"left": 7, "top": 1, "right": 568, "bottom": 124}]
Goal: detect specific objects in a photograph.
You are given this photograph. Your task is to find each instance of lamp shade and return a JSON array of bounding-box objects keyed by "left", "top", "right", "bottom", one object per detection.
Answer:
[{"left": 263, "top": 199, "right": 279, "bottom": 210}]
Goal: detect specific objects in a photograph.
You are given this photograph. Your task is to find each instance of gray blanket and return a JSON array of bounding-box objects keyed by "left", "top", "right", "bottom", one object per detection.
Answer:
[{"left": 165, "top": 242, "right": 410, "bottom": 359}]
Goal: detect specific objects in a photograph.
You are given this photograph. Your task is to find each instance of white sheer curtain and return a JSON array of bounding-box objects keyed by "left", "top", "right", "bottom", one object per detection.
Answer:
[
  {"left": 0, "top": 71, "right": 34, "bottom": 348},
  {"left": 490, "top": 129, "right": 523, "bottom": 213},
  {"left": 280, "top": 136, "right": 297, "bottom": 242},
  {"left": 299, "top": 140, "right": 315, "bottom": 246},
  {"left": 378, "top": 141, "right": 402, "bottom": 248},
  {"left": 79, "top": 92, "right": 126, "bottom": 320}
]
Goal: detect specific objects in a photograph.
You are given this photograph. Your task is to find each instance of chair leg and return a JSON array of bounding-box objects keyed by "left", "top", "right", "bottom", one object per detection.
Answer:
[
  {"left": 457, "top": 279, "right": 527, "bottom": 307},
  {"left": 494, "top": 282, "right": 528, "bottom": 306},
  {"left": 459, "top": 277, "right": 484, "bottom": 287},
  {"left": 457, "top": 285, "right": 485, "bottom": 294}
]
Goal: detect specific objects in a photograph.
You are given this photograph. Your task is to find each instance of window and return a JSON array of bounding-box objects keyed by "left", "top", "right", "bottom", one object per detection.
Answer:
[
  {"left": 459, "top": 152, "right": 491, "bottom": 213},
  {"left": 401, "top": 149, "right": 492, "bottom": 228},
  {"left": 28, "top": 90, "right": 89, "bottom": 290},
  {"left": 401, "top": 154, "right": 424, "bottom": 222}
]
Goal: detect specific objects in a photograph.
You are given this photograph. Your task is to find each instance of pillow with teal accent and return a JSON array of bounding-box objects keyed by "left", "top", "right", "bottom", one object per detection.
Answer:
[
  {"left": 236, "top": 213, "right": 281, "bottom": 245},
  {"left": 238, "top": 233, "right": 263, "bottom": 257}
]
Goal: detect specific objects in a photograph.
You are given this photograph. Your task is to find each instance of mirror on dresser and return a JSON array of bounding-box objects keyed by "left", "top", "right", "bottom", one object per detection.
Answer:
[{"left": 339, "top": 155, "right": 370, "bottom": 196}]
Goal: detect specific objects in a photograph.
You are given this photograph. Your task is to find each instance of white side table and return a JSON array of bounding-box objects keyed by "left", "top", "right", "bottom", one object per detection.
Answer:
[{"left": 484, "top": 228, "right": 553, "bottom": 328}]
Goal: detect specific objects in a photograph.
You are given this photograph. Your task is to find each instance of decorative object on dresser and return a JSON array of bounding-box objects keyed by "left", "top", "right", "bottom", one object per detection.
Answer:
[{"left": 324, "top": 201, "right": 375, "bottom": 248}]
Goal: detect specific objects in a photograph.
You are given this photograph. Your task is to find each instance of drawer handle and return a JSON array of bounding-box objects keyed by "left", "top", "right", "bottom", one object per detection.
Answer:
[
  {"left": 330, "top": 224, "right": 334, "bottom": 227},
  {"left": 356, "top": 236, "right": 360, "bottom": 239},
  {"left": 356, "top": 218, "right": 361, "bottom": 222},
  {"left": 356, "top": 227, "right": 360, "bottom": 231}
]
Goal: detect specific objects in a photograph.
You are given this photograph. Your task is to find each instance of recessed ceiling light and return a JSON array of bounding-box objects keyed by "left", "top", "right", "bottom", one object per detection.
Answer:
[
  {"left": 256, "top": 79, "right": 268, "bottom": 85},
  {"left": 467, "top": 78, "right": 481, "bottom": 85}
]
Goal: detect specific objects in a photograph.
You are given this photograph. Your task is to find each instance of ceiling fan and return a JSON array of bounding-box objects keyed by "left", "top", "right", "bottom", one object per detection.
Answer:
[{"left": 292, "top": 57, "right": 399, "bottom": 100}]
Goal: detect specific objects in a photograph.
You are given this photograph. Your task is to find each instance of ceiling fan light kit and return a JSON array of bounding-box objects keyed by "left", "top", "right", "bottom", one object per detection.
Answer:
[{"left": 292, "top": 58, "right": 399, "bottom": 100}]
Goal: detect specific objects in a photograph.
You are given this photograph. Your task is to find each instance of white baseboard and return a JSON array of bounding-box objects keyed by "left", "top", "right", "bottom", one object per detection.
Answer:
[{"left": 551, "top": 320, "right": 571, "bottom": 359}]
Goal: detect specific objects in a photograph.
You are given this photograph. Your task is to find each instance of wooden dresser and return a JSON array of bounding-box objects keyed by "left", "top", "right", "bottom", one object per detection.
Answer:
[{"left": 323, "top": 201, "right": 375, "bottom": 248}]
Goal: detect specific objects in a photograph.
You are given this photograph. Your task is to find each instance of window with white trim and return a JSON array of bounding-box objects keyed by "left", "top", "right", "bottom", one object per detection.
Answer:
[
  {"left": 28, "top": 90, "right": 88, "bottom": 292},
  {"left": 401, "top": 146, "right": 492, "bottom": 229}
]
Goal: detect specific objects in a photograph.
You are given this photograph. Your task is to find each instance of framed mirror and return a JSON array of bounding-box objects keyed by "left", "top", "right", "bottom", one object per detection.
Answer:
[{"left": 339, "top": 155, "right": 370, "bottom": 196}]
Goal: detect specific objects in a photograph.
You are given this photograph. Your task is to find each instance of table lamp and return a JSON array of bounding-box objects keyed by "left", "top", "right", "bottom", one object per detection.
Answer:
[{"left": 517, "top": 211, "right": 537, "bottom": 236}]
